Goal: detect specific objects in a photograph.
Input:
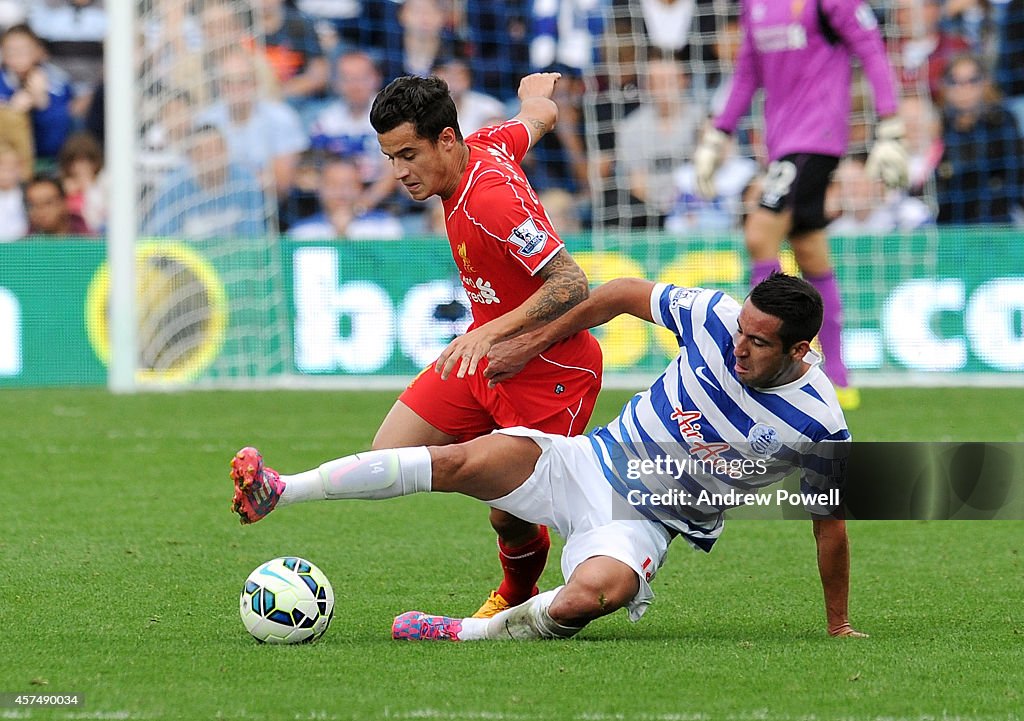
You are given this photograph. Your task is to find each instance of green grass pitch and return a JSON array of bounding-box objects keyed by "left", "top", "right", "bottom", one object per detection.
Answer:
[{"left": 1, "top": 387, "right": 1022, "bottom": 720}]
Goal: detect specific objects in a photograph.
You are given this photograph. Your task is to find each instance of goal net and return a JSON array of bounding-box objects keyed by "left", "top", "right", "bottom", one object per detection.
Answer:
[
  {"left": 110, "top": 0, "right": 288, "bottom": 388},
  {"left": 581, "top": 0, "right": 941, "bottom": 378},
  {"left": 102, "top": 0, "right": 993, "bottom": 390}
]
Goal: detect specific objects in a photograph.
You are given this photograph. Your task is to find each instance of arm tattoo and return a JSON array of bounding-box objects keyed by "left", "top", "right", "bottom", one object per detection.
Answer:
[
  {"left": 527, "top": 118, "right": 548, "bottom": 133},
  {"left": 527, "top": 250, "right": 589, "bottom": 323}
]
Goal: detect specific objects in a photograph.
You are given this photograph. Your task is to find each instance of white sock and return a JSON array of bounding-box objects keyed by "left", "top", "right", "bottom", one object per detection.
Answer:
[
  {"left": 278, "top": 447, "right": 432, "bottom": 506},
  {"left": 457, "top": 588, "right": 583, "bottom": 641}
]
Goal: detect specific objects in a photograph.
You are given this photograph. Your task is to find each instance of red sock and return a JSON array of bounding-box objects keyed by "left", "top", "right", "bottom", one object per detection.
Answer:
[{"left": 495, "top": 526, "right": 550, "bottom": 606}]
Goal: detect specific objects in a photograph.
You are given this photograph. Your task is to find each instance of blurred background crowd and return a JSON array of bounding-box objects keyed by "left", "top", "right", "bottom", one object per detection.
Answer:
[{"left": 0, "top": 0, "right": 1021, "bottom": 242}]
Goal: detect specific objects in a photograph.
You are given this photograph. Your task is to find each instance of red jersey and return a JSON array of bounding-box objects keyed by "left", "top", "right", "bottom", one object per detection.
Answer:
[
  {"left": 441, "top": 120, "right": 597, "bottom": 366},
  {"left": 401, "top": 120, "right": 601, "bottom": 440}
]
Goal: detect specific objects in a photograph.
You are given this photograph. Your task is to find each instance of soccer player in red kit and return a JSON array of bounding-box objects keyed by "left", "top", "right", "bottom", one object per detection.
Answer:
[{"left": 366, "top": 72, "right": 602, "bottom": 617}]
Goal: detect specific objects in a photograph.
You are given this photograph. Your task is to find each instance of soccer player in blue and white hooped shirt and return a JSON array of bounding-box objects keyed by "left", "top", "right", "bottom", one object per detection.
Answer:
[{"left": 231, "top": 273, "right": 863, "bottom": 641}]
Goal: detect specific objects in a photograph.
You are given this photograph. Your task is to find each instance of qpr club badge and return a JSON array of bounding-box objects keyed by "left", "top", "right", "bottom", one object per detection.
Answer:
[{"left": 747, "top": 423, "right": 782, "bottom": 457}]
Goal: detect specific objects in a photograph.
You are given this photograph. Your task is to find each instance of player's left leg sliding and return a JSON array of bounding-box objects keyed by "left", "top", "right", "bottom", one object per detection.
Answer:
[
  {"left": 393, "top": 587, "right": 583, "bottom": 642},
  {"left": 230, "top": 446, "right": 432, "bottom": 524}
]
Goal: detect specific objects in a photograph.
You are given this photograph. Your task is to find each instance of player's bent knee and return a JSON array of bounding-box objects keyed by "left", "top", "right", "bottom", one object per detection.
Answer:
[
  {"left": 550, "top": 557, "right": 640, "bottom": 626},
  {"left": 489, "top": 507, "right": 537, "bottom": 543},
  {"left": 549, "top": 583, "right": 632, "bottom": 625}
]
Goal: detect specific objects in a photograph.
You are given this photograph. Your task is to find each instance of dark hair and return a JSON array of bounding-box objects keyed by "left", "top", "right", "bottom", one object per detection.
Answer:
[
  {"left": 1, "top": 23, "right": 44, "bottom": 47},
  {"left": 58, "top": 131, "right": 104, "bottom": 175},
  {"left": 337, "top": 48, "right": 381, "bottom": 76},
  {"left": 432, "top": 56, "right": 470, "bottom": 76},
  {"left": 748, "top": 272, "right": 823, "bottom": 350},
  {"left": 192, "top": 123, "right": 225, "bottom": 139},
  {"left": 26, "top": 174, "right": 65, "bottom": 198},
  {"left": 369, "top": 75, "right": 463, "bottom": 143},
  {"left": 942, "top": 52, "right": 988, "bottom": 86},
  {"left": 321, "top": 155, "right": 360, "bottom": 173}
]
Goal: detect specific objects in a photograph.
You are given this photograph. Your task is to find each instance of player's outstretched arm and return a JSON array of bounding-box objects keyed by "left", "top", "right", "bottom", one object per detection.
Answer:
[
  {"left": 435, "top": 248, "right": 588, "bottom": 380},
  {"left": 812, "top": 517, "right": 868, "bottom": 638},
  {"left": 484, "top": 277, "right": 657, "bottom": 385},
  {"left": 513, "top": 72, "right": 561, "bottom": 149}
]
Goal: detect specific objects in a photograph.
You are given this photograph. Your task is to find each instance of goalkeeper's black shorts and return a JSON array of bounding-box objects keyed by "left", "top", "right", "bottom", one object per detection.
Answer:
[{"left": 757, "top": 153, "right": 840, "bottom": 234}]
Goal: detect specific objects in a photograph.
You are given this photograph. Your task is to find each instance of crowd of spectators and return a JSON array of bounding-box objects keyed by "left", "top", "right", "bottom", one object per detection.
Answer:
[{"left": 0, "top": 0, "right": 1021, "bottom": 241}]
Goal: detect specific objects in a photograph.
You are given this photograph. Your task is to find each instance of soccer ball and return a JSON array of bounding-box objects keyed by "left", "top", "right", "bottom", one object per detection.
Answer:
[{"left": 239, "top": 557, "right": 335, "bottom": 644}]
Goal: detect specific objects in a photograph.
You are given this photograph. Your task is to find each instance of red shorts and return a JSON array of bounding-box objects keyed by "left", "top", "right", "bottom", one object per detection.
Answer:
[{"left": 400, "top": 336, "right": 603, "bottom": 442}]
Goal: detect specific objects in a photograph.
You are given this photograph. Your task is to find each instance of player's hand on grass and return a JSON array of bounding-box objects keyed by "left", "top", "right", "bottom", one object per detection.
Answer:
[
  {"left": 436, "top": 326, "right": 500, "bottom": 380},
  {"left": 828, "top": 622, "right": 869, "bottom": 638}
]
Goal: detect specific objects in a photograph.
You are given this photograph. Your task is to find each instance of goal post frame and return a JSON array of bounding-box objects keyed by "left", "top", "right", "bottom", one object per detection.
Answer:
[{"left": 105, "top": 1, "right": 138, "bottom": 393}]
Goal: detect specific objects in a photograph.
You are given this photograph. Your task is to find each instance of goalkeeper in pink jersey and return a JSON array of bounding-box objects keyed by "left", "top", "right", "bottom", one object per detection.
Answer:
[{"left": 695, "top": 0, "right": 909, "bottom": 410}]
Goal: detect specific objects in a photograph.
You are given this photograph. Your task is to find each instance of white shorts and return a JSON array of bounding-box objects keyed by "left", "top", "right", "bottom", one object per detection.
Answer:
[{"left": 488, "top": 427, "right": 673, "bottom": 621}]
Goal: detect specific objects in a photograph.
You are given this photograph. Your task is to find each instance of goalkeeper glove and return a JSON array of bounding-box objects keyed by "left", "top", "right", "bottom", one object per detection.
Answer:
[
  {"left": 865, "top": 116, "right": 909, "bottom": 190},
  {"left": 694, "top": 127, "right": 730, "bottom": 200}
]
